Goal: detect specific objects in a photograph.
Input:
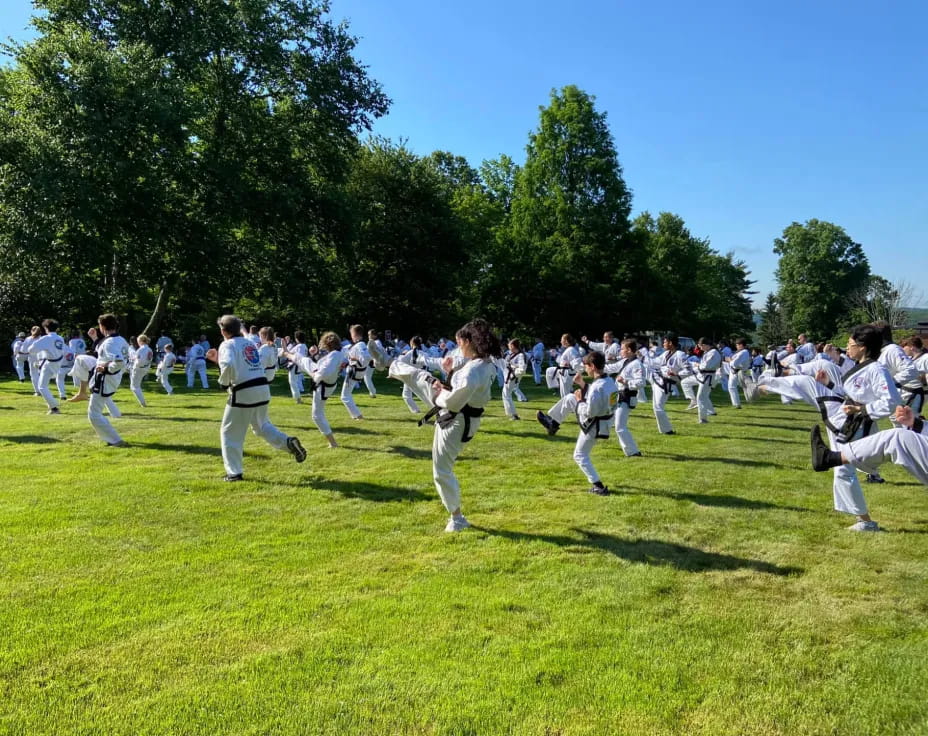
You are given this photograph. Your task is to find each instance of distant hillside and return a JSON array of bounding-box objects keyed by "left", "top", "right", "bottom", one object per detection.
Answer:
[{"left": 904, "top": 307, "right": 928, "bottom": 326}]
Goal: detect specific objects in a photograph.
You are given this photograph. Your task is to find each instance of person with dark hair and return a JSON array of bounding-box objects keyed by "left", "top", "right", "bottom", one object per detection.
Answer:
[
  {"left": 156, "top": 343, "right": 177, "bottom": 394},
  {"left": 681, "top": 338, "right": 721, "bottom": 424},
  {"left": 727, "top": 338, "right": 753, "bottom": 407},
  {"left": 206, "top": 315, "right": 306, "bottom": 481},
  {"left": 185, "top": 338, "right": 209, "bottom": 389},
  {"left": 537, "top": 351, "right": 618, "bottom": 495},
  {"left": 393, "top": 335, "right": 427, "bottom": 414},
  {"left": 796, "top": 325, "right": 900, "bottom": 531},
  {"left": 605, "top": 338, "right": 643, "bottom": 456},
  {"left": 872, "top": 321, "right": 921, "bottom": 423},
  {"left": 900, "top": 337, "right": 927, "bottom": 413},
  {"left": 28, "top": 318, "right": 65, "bottom": 414},
  {"left": 341, "top": 324, "right": 372, "bottom": 420},
  {"left": 545, "top": 334, "right": 582, "bottom": 397},
  {"left": 286, "top": 331, "right": 308, "bottom": 403},
  {"left": 11, "top": 331, "right": 27, "bottom": 382},
  {"left": 501, "top": 338, "right": 527, "bottom": 420},
  {"left": 88, "top": 313, "right": 130, "bottom": 446},
  {"left": 651, "top": 335, "right": 687, "bottom": 435}
]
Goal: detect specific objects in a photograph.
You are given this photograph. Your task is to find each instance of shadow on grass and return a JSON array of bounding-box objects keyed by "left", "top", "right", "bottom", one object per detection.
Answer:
[
  {"left": 727, "top": 421, "right": 810, "bottom": 433},
  {"left": 134, "top": 441, "right": 222, "bottom": 457},
  {"left": 339, "top": 444, "right": 476, "bottom": 462},
  {"left": 646, "top": 451, "right": 783, "bottom": 469},
  {"left": 700, "top": 432, "right": 803, "bottom": 446},
  {"left": 479, "top": 427, "right": 577, "bottom": 443},
  {"left": 305, "top": 474, "right": 429, "bottom": 503},
  {"left": 0, "top": 434, "right": 61, "bottom": 444},
  {"left": 330, "top": 425, "right": 377, "bottom": 436},
  {"left": 143, "top": 416, "right": 212, "bottom": 423},
  {"left": 478, "top": 526, "right": 802, "bottom": 576},
  {"left": 617, "top": 486, "right": 813, "bottom": 513}
]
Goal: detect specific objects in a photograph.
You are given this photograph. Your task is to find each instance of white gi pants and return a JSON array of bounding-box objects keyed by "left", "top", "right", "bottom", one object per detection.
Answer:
[
  {"left": 130, "top": 366, "right": 149, "bottom": 406},
  {"left": 432, "top": 414, "right": 481, "bottom": 513},
  {"left": 728, "top": 371, "right": 743, "bottom": 408},
  {"left": 160, "top": 369, "right": 174, "bottom": 395},
  {"left": 844, "top": 429, "right": 928, "bottom": 488},
  {"left": 37, "top": 362, "right": 60, "bottom": 410},
  {"left": 220, "top": 403, "right": 290, "bottom": 476},
  {"left": 388, "top": 362, "right": 438, "bottom": 410},
  {"left": 57, "top": 366, "right": 69, "bottom": 398},
  {"left": 651, "top": 382, "right": 674, "bottom": 434},
  {"left": 681, "top": 375, "right": 698, "bottom": 403},
  {"left": 14, "top": 356, "right": 25, "bottom": 381},
  {"left": 402, "top": 385, "right": 421, "bottom": 414},
  {"left": 614, "top": 402, "right": 640, "bottom": 455},
  {"left": 547, "top": 394, "right": 607, "bottom": 484},
  {"left": 532, "top": 358, "right": 542, "bottom": 384},
  {"left": 28, "top": 358, "right": 40, "bottom": 394},
  {"left": 696, "top": 377, "right": 715, "bottom": 421},
  {"left": 502, "top": 379, "right": 520, "bottom": 418},
  {"left": 287, "top": 368, "right": 301, "bottom": 402},
  {"left": 340, "top": 374, "right": 362, "bottom": 419},
  {"left": 363, "top": 368, "right": 377, "bottom": 397},
  {"left": 89, "top": 392, "right": 122, "bottom": 444},
  {"left": 311, "top": 387, "right": 333, "bottom": 436},
  {"left": 546, "top": 367, "right": 574, "bottom": 397},
  {"left": 186, "top": 361, "right": 208, "bottom": 388}
]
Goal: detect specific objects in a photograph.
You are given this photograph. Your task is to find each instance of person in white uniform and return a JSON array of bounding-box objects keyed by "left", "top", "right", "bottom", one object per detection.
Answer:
[
  {"left": 28, "top": 319, "right": 65, "bottom": 414},
  {"left": 205, "top": 315, "right": 306, "bottom": 481},
  {"left": 545, "top": 334, "right": 582, "bottom": 397},
  {"left": 286, "top": 331, "right": 308, "bottom": 403},
  {"left": 185, "top": 339, "right": 209, "bottom": 389},
  {"left": 156, "top": 343, "right": 177, "bottom": 394},
  {"left": 130, "top": 335, "right": 154, "bottom": 407},
  {"left": 536, "top": 351, "right": 618, "bottom": 495},
  {"left": 341, "top": 325, "right": 372, "bottom": 420},
  {"left": 501, "top": 338, "right": 527, "bottom": 420},
  {"left": 284, "top": 332, "right": 345, "bottom": 449},
  {"left": 11, "top": 332, "right": 26, "bottom": 381},
  {"left": 605, "top": 338, "right": 644, "bottom": 457},
  {"left": 22, "top": 326, "right": 41, "bottom": 395},
  {"left": 88, "top": 314, "right": 130, "bottom": 446},
  {"left": 651, "top": 335, "right": 686, "bottom": 435},
  {"left": 682, "top": 338, "right": 721, "bottom": 423},
  {"left": 727, "top": 338, "right": 753, "bottom": 408},
  {"left": 900, "top": 337, "right": 927, "bottom": 414}
]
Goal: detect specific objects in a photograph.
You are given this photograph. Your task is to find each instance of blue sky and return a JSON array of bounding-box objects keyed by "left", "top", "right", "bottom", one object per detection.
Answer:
[{"left": 3, "top": 0, "right": 925, "bottom": 306}]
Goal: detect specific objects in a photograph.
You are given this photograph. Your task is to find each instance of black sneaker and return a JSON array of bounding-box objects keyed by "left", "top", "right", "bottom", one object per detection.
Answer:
[
  {"left": 536, "top": 410, "right": 559, "bottom": 436},
  {"left": 662, "top": 431, "right": 676, "bottom": 435},
  {"left": 223, "top": 474, "right": 244, "bottom": 482},
  {"left": 629, "top": 452, "right": 643, "bottom": 457},
  {"left": 865, "top": 474, "right": 885, "bottom": 484},
  {"left": 47, "top": 407, "right": 61, "bottom": 415},
  {"left": 589, "top": 485, "right": 610, "bottom": 496},
  {"left": 287, "top": 436, "right": 307, "bottom": 463}
]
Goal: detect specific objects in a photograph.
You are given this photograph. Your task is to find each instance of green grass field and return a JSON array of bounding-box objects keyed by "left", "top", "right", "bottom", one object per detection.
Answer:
[{"left": 2, "top": 372, "right": 927, "bottom": 735}]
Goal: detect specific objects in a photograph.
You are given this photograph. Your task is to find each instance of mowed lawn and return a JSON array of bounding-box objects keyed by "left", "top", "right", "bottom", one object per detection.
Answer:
[{"left": 1, "top": 371, "right": 927, "bottom": 736}]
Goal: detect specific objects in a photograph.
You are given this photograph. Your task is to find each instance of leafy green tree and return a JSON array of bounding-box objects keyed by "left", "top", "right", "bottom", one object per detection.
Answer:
[
  {"left": 773, "top": 219, "right": 870, "bottom": 338},
  {"left": 0, "top": 0, "right": 388, "bottom": 335},
  {"left": 507, "top": 85, "right": 644, "bottom": 338},
  {"left": 757, "top": 292, "right": 788, "bottom": 348}
]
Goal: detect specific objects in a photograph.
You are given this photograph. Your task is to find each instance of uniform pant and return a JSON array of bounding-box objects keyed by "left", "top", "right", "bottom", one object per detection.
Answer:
[
  {"left": 186, "top": 361, "right": 208, "bottom": 389},
  {"left": 57, "top": 366, "right": 70, "bottom": 398},
  {"left": 160, "top": 369, "right": 174, "bottom": 394},
  {"left": 844, "top": 429, "right": 928, "bottom": 487},
  {"left": 312, "top": 387, "right": 333, "bottom": 436},
  {"left": 389, "top": 362, "right": 438, "bottom": 409},
  {"left": 14, "top": 357, "right": 25, "bottom": 381},
  {"left": 402, "top": 385, "right": 420, "bottom": 413},
  {"left": 37, "top": 364, "right": 60, "bottom": 410},
  {"left": 432, "top": 414, "right": 481, "bottom": 513},
  {"left": 340, "top": 375, "right": 362, "bottom": 418},
  {"left": 681, "top": 375, "right": 698, "bottom": 404},
  {"left": 287, "top": 368, "right": 302, "bottom": 402},
  {"left": 532, "top": 358, "right": 542, "bottom": 384},
  {"left": 220, "top": 403, "right": 290, "bottom": 477},
  {"left": 28, "top": 358, "right": 40, "bottom": 394},
  {"left": 363, "top": 369, "right": 377, "bottom": 397},
  {"left": 574, "top": 425, "right": 606, "bottom": 484},
  {"left": 614, "top": 402, "right": 640, "bottom": 455},
  {"left": 728, "top": 372, "right": 743, "bottom": 408},
  {"left": 828, "top": 425, "right": 870, "bottom": 516},
  {"left": 130, "top": 366, "right": 150, "bottom": 406},
  {"left": 502, "top": 379, "right": 521, "bottom": 417},
  {"left": 651, "top": 382, "right": 674, "bottom": 434},
  {"left": 696, "top": 377, "right": 715, "bottom": 421},
  {"left": 89, "top": 392, "right": 123, "bottom": 444}
]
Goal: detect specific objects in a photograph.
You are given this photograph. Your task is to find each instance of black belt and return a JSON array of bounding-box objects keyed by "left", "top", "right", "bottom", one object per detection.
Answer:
[
  {"left": 581, "top": 413, "right": 614, "bottom": 437},
  {"left": 312, "top": 378, "right": 338, "bottom": 399},
  {"left": 228, "top": 376, "right": 269, "bottom": 407},
  {"left": 421, "top": 403, "right": 485, "bottom": 442},
  {"left": 816, "top": 397, "right": 872, "bottom": 444},
  {"left": 618, "top": 388, "right": 638, "bottom": 405}
]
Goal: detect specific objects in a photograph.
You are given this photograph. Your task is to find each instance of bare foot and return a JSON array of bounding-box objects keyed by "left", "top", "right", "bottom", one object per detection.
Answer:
[{"left": 68, "top": 393, "right": 89, "bottom": 402}]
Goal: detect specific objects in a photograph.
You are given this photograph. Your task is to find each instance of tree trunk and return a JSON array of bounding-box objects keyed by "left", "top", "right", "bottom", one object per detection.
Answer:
[{"left": 141, "top": 281, "right": 171, "bottom": 338}]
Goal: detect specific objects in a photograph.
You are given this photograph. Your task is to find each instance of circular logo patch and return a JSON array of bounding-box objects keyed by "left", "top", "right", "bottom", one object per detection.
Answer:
[{"left": 243, "top": 343, "right": 261, "bottom": 367}]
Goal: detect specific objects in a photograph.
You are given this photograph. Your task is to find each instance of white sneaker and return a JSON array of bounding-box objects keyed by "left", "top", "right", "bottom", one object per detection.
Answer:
[
  {"left": 444, "top": 515, "right": 471, "bottom": 533},
  {"left": 848, "top": 520, "right": 880, "bottom": 532},
  {"left": 686, "top": 401, "right": 698, "bottom": 410}
]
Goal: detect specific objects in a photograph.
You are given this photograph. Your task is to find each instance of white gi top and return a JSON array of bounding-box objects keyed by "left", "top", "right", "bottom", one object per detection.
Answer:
[
  {"left": 29, "top": 333, "right": 65, "bottom": 364},
  {"left": 880, "top": 343, "right": 920, "bottom": 391},
  {"left": 605, "top": 357, "right": 644, "bottom": 390},
  {"left": 654, "top": 349, "right": 688, "bottom": 383},
  {"left": 218, "top": 336, "right": 270, "bottom": 407},
  {"left": 696, "top": 349, "right": 722, "bottom": 382},
  {"left": 578, "top": 375, "right": 619, "bottom": 430},
  {"left": 504, "top": 351, "right": 527, "bottom": 383},
  {"left": 69, "top": 337, "right": 87, "bottom": 355},
  {"left": 294, "top": 350, "right": 345, "bottom": 398},
  {"left": 346, "top": 341, "right": 372, "bottom": 373},
  {"left": 135, "top": 345, "right": 153, "bottom": 369},
  {"left": 557, "top": 346, "right": 582, "bottom": 373},
  {"left": 161, "top": 353, "right": 177, "bottom": 372},
  {"left": 730, "top": 348, "right": 752, "bottom": 372},
  {"left": 12, "top": 338, "right": 24, "bottom": 358},
  {"left": 843, "top": 360, "right": 900, "bottom": 422},
  {"left": 187, "top": 343, "right": 206, "bottom": 365},
  {"left": 587, "top": 340, "right": 621, "bottom": 362},
  {"left": 96, "top": 335, "right": 130, "bottom": 396},
  {"left": 435, "top": 358, "right": 497, "bottom": 413},
  {"left": 259, "top": 344, "right": 278, "bottom": 382}
]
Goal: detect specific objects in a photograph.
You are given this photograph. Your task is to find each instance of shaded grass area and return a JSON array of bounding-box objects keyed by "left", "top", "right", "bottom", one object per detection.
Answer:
[{"left": 1, "top": 373, "right": 927, "bottom": 735}]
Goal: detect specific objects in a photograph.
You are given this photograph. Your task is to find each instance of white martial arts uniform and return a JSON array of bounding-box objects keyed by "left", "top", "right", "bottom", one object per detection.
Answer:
[
  {"left": 682, "top": 349, "right": 721, "bottom": 422},
  {"left": 12, "top": 338, "right": 26, "bottom": 381},
  {"left": 29, "top": 332, "right": 65, "bottom": 410},
  {"left": 294, "top": 349, "right": 344, "bottom": 437},
  {"left": 394, "top": 347, "right": 427, "bottom": 413},
  {"left": 727, "top": 348, "right": 752, "bottom": 407},
  {"left": 651, "top": 348, "right": 686, "bottom": 434},
  {"left": 430, "top": 358, "right": 496, "bottom": 514},
  {"left": 58, "top": 344, "right": 74, "bottom": 399},
  {"left": 89, "top": 335, "right": 129, "bottom": 445},
  {"left": 606, "top": 356, "right": 643, "bottom": 456},
  {"left": 546, "top": 345, "right": 582, "bottom": 397},
  {"left": 843, "top": 421, "right": 928, "bottom": 488},
  {"left": 217, "top": 336, "right": 291, "bottom": 477},
  {"left": 341, "top": 340, "right": 372, "bottom": 419},
  {"left": 531, "top": 342, "right": 545, "bottom": 384},
  {"left": 763, "top": 360, "right": 899, "bottom": 517},
  {"left": 130, "top": 344, "right": 153, "bottom": 406},
  {"left": 881, "top": 343, "right": 921, "bottom": 420},
  {"left": 287, "top": 342, "right": 308, "bottom": 402},
  {"left": 157, "top": 352, "right": 177, "bottom": 394},
  {"left": 501, "top": 351, "right": 527, "bottom": 418},
  {"left": 21, "top": 336, "right": 39, "bottom": 395},
  {"left": 185, "top": 343, "right": 209, "bottom": 388}
]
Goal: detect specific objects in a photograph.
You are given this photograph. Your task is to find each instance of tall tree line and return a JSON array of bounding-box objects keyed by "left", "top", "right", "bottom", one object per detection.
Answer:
[{"left": 0, "top": 0, "right": 757, "bottom": 348}]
